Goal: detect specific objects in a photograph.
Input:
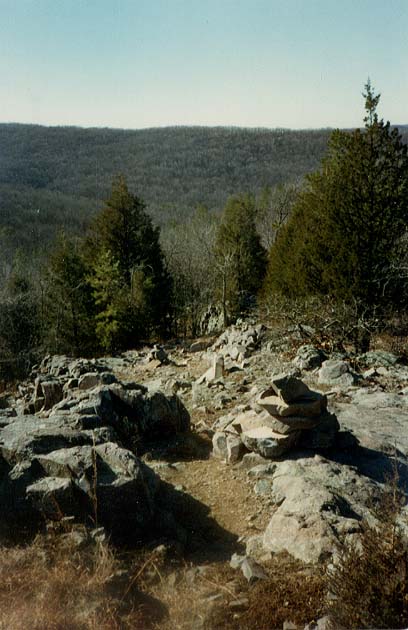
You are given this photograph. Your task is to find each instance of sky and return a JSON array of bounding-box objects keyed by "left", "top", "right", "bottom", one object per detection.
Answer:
[{"left": 0, "top": 0, "right": 407, "bottom": 130}]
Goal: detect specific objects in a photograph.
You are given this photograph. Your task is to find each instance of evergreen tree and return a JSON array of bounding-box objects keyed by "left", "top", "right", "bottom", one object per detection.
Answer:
[
  {"left": 44, "top": 233, "right": 96, "bottom": 355},
  {"left": 87, "top": 176, "right": 172, "bottom": 346},
  {"left": 265, "top": 82, "right": 408, "bottom": 346},
  {"left": 215, "top": 193, "right": 267, "bottom": 321}
]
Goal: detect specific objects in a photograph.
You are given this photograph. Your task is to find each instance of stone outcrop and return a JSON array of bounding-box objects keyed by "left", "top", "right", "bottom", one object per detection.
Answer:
[
  {"left": 258, "top": 455, "right": 378, "bottom": 564},
  {"left": 0, "top": 366, "right": 190, "bottom": 538}
]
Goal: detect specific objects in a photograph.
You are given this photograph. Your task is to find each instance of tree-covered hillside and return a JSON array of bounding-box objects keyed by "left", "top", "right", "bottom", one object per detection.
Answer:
[{"left": 1, "top": 123, "right": 406, "bottom": 259}]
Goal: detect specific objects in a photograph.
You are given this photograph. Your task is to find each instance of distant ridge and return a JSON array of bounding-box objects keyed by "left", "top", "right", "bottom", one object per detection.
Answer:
[{"left": 0, "top": 123, "right": 407, "bottom": 256}]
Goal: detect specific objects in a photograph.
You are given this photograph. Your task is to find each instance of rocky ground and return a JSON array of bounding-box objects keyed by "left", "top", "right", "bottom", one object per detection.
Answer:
[{"left": 1, "top": 321, "right": 408, "bottom": 628}]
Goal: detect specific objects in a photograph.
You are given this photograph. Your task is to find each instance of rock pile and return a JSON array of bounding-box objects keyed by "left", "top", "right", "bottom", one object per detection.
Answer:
[
  {"left": 212, "top": 322, "right": 266, "bottom": 363},
  {"left": 213, "top": 373, "right": 339, "bottom": 463}
]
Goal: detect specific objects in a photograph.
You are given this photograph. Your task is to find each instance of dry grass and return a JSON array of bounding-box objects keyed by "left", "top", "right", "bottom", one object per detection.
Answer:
[{"left": 0, "top": 530, "right": 167, "bottom": 629}]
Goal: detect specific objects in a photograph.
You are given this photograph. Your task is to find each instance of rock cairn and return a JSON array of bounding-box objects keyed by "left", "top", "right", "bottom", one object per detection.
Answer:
[{"left": 213, "top": 373, "right": 339, "bottom": 463}]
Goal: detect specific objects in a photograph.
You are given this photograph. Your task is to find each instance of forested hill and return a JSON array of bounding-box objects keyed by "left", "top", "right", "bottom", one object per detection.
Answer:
[{"left": 1, "top": 123, "right": 407, "bottom": 256}]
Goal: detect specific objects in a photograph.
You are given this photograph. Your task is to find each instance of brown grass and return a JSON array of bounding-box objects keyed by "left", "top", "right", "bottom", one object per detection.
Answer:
[{"left": 0, "top": 531, "right": 167, "bottom": 629}]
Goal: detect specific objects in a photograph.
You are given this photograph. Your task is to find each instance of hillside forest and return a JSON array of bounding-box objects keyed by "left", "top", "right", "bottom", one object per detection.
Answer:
[{"left": 1, "top": 83, "right": 408, "bottom": 379}]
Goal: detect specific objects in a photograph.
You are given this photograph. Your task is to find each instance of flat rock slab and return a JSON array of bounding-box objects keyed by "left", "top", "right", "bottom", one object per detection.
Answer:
[
  {"left": 334, "top": 401, "right": 408, "bottom": 457},
  {"left": 257, "top": 395, "right": 326, "bottom": 418},
  {"left": 242, "top": 426, "right": 299, "bottom": 458},
  {"left": 0, "top": 416, "right": 92, "bottom": 465}
]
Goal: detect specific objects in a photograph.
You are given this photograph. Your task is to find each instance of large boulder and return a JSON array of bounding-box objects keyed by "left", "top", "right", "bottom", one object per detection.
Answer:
[{"left": 262, "top": 456, "right": 378, "bottom": 564}]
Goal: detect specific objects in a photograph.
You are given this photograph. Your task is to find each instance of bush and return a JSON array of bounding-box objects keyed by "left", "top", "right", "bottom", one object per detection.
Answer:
[{"left": 327, "top": 468, "right": 408, "bottom": 628}]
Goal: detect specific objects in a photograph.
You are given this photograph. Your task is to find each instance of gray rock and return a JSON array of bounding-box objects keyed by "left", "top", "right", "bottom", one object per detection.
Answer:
[
  {"left": 297, "top": 412, "right": 340, "bottom": 449},
  {"left": 146, "top": 345, "right": 169, "bottom": 364},
  {"left": 254, "top": 478, "right": 273, "bottom": 495},
  {"left": 247, "top": 463, "right": 277, "bottom": 478},
  {"left": 258, "top": 394, "right": 326, "bottom": 418},
  {"left": 196, "top": 355, "right": 224, "bottom": 385},
  {"left": 239, "top": 452, "right": 270, "bottom": 469},
  {"left": 271, "top": 373, "right": 312, "bottom": 403},
  {"left": 242, "top": 426, "right": 299, "bottom": 458},
  {"left": 245, "top": 534, "right": 264, "bottom": 558},
  {"left": 226, "top": 435, "right": 244, "bottom": 464},
  {"left": 293, "top": 345, "right": 326, "bottom": 371},
  {"left": 32, "top": 442, "right": 158, "bottom": 536},
  {"left": 318, "top": 360, "right": 358, "bottom": 387},
  {"left": 240, "top": 556, "right": 268, "bottom": 583},
  {"left": 230, "top": 552, "right": 245, "bottom": 569},
  {"left": 78, "top": 373, "right": 101, "bottom": 390},
  {"left": 0, "top": 416, "right": 92, "bottom": 465},
  {"left": 262, "top": 457, "right": 377, "bottom": 564},
  {"left": 359, "top": 350, "right": 399, "bottom": 368},
  {"left": 36, "top": 379, "right": 64, "bottom": 411},
  {"left": 26, "top": 476, "right": 77, "bottom": 520},
  {"left": 212, "top": 431, "right": 228, "bottom": 460}
]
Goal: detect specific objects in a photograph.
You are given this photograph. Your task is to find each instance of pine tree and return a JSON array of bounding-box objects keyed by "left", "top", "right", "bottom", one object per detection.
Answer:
[
  {"left": 265, "top": 82, "right": 408, "bottom": 344},
  {"left": 87, "top": 176, "right": 172, "bottom": 345}
]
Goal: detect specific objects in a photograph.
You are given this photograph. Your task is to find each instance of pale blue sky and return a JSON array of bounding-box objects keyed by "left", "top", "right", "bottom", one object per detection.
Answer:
[{"left": 0, "top": 0, "right": 407, "bottom": 129}]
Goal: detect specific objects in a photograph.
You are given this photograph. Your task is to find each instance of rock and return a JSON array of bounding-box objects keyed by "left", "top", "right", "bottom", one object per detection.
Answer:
[
  {"left": 226, "top": 435, "right": 244, "bottom": 464},
  {"left": 32, "top": 442, "right": 158, "bottom": 537},
  {"left": 297, "top": 412, "right": 340, "bottom": 449},
  {"left": 239, "top": 452, "right": 270, "bottom": 469},
  {"left": 257, "top": 394, "right": 326, "bottom": 418},
  {"left": 349, "top": 389, "right": 407, "bottom": 409},
  {"left": 293, "top": 345, "right": 326, "bottom": 371},
  {"left": 78, "top": 373, "right": 100, "bottom": 390},
  {"left": 196, "top": 355, "right": 224, "bottom": 385},
  {"left": 270, "top": 373, "right": 312, "bottom": 403},
  {"left": 26, "top": 477, "right": 77, "bottom": 520},
  {"left": 241, "top": 426, "right": 299, "bottom": 458},
  {"left": 240, "top": 556, "right": 268, "bottom": 583},
  {"left": 262, "top": 457, "right": 376, "bottom": 564},
  {"left": 247, "top": 463, "right": 277, "bottom": 478},
  {"left": 359, "top": 350, "right": 399, "bottom": 368},
  {"left": 146, "top": 345, "right": 169, "bottom": 364},
  {"left": 0, "top": 416, "right": 92, "bottom": 465},
  {"left": 190, "top": 339, "right": 212, "bottom": 352},
  {"left": 333, "top": 400, "right": 408, "bottom": 454},
  {"left": 212, "top": 431, "right": 228, "bottom": 460},
  {"left": 254, "top": 478, "right": 273, "bottom": 495},
  {"left": 35, "top": 379, "right": 64, "bottom": 411},
  {"left": 245, "top": 534, "right": 264, "bottom": 558},
  {"left": 230, "top": 553, "right": 245, "bottom": 569},
  {"left": 363, "top": 367, "right": 377, "bottom": 379},
  {"left": 318, "top": 360, "right": 358, "bottom": 387},
  {"left": 267, "top": 414, "right": 322, "bottom": 432}
]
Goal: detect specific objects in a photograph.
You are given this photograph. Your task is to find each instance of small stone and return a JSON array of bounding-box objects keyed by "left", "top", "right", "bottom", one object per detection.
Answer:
[{"left": 240, "top": 557, "right": 267, "bottom": 583}]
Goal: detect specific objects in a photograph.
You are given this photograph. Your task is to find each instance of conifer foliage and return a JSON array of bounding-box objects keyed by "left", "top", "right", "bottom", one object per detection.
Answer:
[
  {"left": 265, "top": 82, "right": 408, "bottom": 317},
  {"left": 87, "top": 176, "right": 172, "bottom": 350},
  {"left": 215, "top": 194, "right": 267, "bottom": 323}
]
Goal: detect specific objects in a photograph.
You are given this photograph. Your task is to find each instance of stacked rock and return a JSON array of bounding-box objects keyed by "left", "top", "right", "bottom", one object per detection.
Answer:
[
  {"left": 215, "top": 373, "right": 339, "bottom": 461},
  {"left": 256, "top": 373, "right": 335, "bottom": 453}
]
